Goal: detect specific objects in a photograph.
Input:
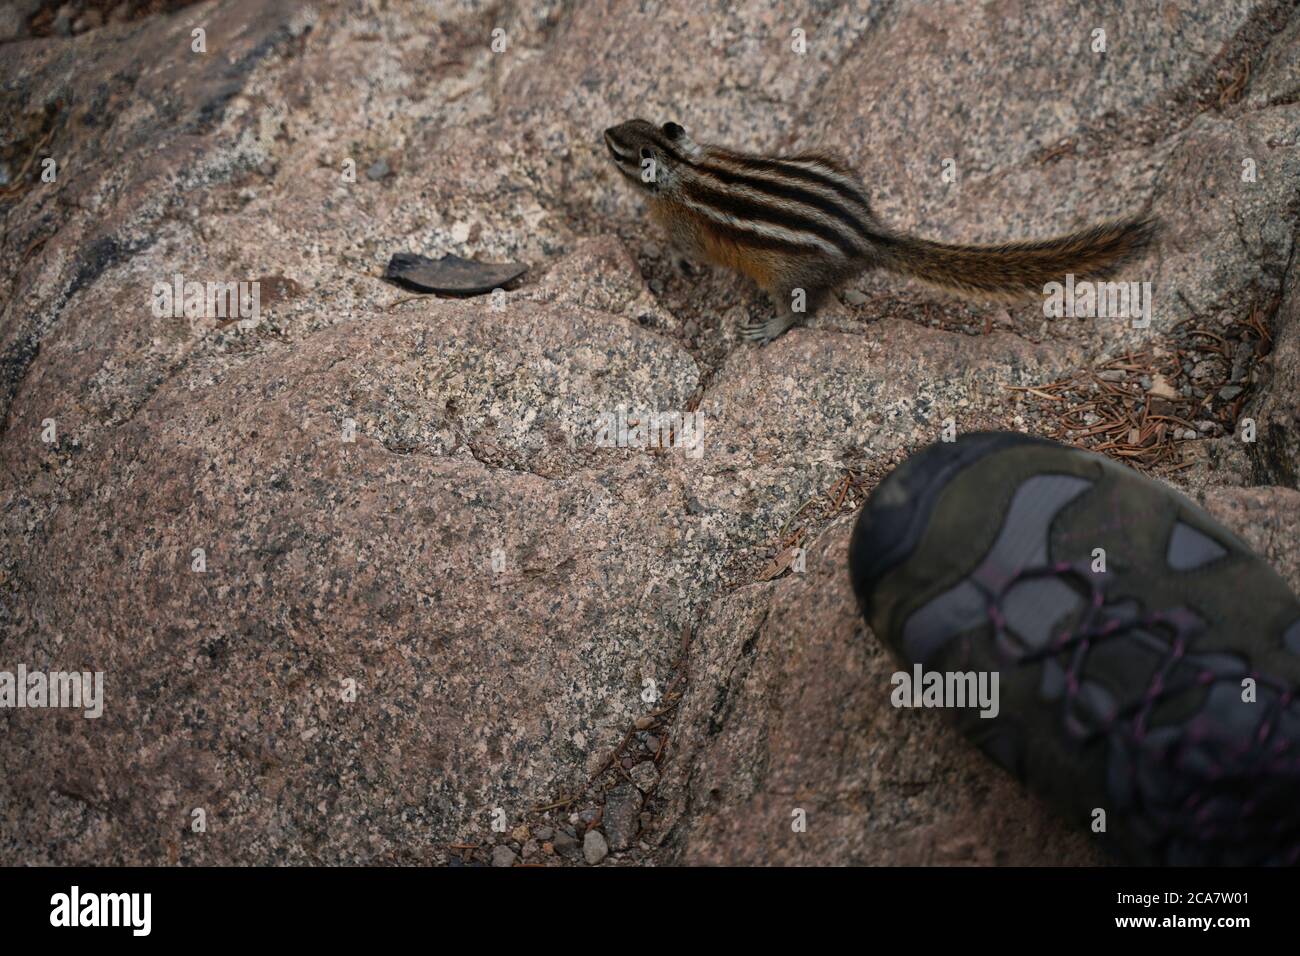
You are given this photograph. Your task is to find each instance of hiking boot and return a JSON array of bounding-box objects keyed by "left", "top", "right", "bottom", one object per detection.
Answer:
[{"left": 849, "top": 431, "right": 1300, "bottom": 865}]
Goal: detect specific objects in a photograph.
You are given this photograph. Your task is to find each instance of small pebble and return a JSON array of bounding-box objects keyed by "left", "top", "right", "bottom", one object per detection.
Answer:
[
  {"left": 53, "top": 5, "right": 73, "bottom": 35},
  {"left": 552, "top": 831, "right": 579, "bottom": 857},
  {"left": 491, "top": 845, "right": 517, "bottom": 868},
  {"left": 630, "top": 762, "right": 658, "bottom": 792},
  {"left": 73, "top": 9, "right": 103, "bottom": 32},
  {"left": 583, "top": 830, "right": 609, "bottom": 865},
  {"left": 603, "top": 784, "right": 642, "bottom": 851}
]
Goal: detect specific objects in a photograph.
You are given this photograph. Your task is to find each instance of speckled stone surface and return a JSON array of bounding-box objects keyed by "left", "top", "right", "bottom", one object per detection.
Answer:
[{"left": 1, "top": 0, "right": 1297, "bottom": 864}]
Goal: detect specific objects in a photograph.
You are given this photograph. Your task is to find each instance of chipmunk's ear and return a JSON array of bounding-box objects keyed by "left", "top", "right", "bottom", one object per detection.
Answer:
[{"left": 662, "top": 120, "right": 701, "bottom": 158}]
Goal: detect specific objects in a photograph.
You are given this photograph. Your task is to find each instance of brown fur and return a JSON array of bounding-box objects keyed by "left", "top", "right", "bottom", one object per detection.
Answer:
[{"left": 651, "top": 197, "right": 816, "bottom": 299}]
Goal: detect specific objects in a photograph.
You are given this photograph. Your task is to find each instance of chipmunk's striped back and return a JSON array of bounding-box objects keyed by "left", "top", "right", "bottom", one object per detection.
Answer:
[
  {"left": 603, "top": 118, "right": 1157, "bottom": 343},
  {"left": 673, "top": 147, "right": 890, "bottom": 260}
]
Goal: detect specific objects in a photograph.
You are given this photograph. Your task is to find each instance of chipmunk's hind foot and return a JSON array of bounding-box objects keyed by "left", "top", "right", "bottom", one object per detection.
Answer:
[{"left": 739, "top": 311, "right": 798, "bottom": 344}]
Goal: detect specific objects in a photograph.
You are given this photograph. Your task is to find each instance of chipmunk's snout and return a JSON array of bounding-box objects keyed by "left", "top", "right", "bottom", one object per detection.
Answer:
[{"left": 603, "top": 121, "right": 663, "bottom": 191}]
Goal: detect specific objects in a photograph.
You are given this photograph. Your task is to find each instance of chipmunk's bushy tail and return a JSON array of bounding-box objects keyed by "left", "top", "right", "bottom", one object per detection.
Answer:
[{"left": 876, "top": 218, "right": 1157, "bottom": 298}]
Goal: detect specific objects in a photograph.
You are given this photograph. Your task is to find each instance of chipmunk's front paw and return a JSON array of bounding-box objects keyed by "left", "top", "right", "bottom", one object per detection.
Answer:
[
  {"left": 671, "top": 253, "right": 699, "bottom": 277},
  {"left": 739, "top": 314, "right": 796, "bottom": 345}
]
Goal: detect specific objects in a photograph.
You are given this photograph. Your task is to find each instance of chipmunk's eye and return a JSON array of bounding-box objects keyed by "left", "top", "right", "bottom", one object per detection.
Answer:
[
  {"left": 639, "top": 146, "right": 653, "bottom": 160},
  {"left": 662, "top": 122, "right": 684, "bottom": 140}
]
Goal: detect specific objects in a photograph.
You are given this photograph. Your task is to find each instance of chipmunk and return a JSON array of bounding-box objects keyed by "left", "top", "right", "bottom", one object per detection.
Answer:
[{"left": 602, "top": 118, "right": 1156, "bottom": 343}]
